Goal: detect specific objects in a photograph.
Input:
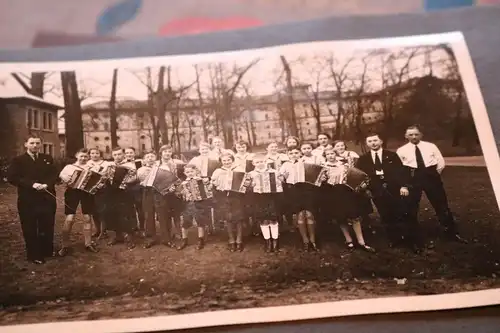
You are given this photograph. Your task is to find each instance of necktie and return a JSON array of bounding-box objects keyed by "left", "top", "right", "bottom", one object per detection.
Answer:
[
  {"left": 33, "top": 153, "right": 38, "bottom": 161},
  {"left": 415, "top": 145, "right": 425, "bottom": 169},
  {"left": 374, "top": 152, "right": 383, "bottom": 171}
]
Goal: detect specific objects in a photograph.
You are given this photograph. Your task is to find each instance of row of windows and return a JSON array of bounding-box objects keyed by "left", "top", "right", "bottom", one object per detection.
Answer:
[{"left": 27, "top": 108, "right": 54, "bottom": 132}]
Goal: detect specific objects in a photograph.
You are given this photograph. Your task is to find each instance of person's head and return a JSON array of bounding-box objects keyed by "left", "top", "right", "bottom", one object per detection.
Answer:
[
  {"left": 211, "top": 136, "right": 224, "bottom": 149},
  {"left": 285, "top": 136, "right": 300, "bottom": 149},
  {"left": 365, "top": 133, "right": 383, "bottom": 151},
  {"left": 287, "top": 148, "right": 301, "bottom": 162},
  {"left": 24, "top": 135, "right": 42, "bottom": 154},
  {"left": 234, "top": 140, "right": 249, "bottom": 154},
  {"left": 332, "top": 140, "right": 347, "bottom": 155},
  {"left": 199, "top": 142, "right": 211, "bottom": 156},
  {"left": 405, "top": 125, "right": 423, "bottom": 145},
  {"left": 124, "top": 147, "right": 136, "bottom": 161},
  {"left": 324, "top": 147, "right": 336, "bottom": 162},
  {"left": 267, "top": 141, "right": 279, "bottom": 154},
  {"left": 75, "top": 148, "right": 89, "bottom": 165},
  {"left": 142, "top": 150, "right": 157, "bottom": 165},
  {"left": 88, "top": 148, "right": 103, "bottom": 161},
  {"left": 252, "top": 153, "right": 267, "bottom": 170},
  {"left": 220, "top": 152, "right": 235, "bottom": 168},
  {"left": 183, "top": 164, "right": 199, "bottom": 178},
  {"left": 317, "top": 133, "right": 331, "bottom": 147},
  {"left": 159, "top": 145, "right": 173, "bottom": 160},
  {"left": 300, "top": 143, "right": 313, "bottom": 156},
  {"left": 111, "top": 147, "right": 125, "bottom": 163}
]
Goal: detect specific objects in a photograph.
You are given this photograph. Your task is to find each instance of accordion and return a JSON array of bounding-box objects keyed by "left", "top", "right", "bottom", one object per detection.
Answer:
[
  {"left": 221, "top": 171, "right": 251, "bottom": 193},
  {"left": 200, "top": 158, "right": 221, "bottom": 178},
  {"left": 133, "top": 159, "right": 143, "bottom": 170},
  {"left": 291, "top": 162, "right": 325, "bottom": 187},
  {"left": 144, "top": 166, "right": 180, "bottom": 195},
  {"left": 108, "top": 165, "right": 137, "bottom": 190},
  {"left": 251, "top": 171, "right": 283, "bottom": 193},
  {"left": 61, "top": 164, "right": 84, "bottom": 186},
  {"left": 183, "top": 178, "right": 213, "bottom": 201},
  {"left": 325, "top": 165, "right": 369, "bottom": 192},
  {"left": 71, "top": 169, "right": 107, "bottom": 194}
]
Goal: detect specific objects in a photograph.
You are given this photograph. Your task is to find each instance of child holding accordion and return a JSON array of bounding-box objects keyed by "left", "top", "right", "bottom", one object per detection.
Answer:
[
  {"left": 58, "top": 149, "right": 100, "bottom": 256},
  {"left": 247, "top": 153, "right": 283, "bottom": 253},
  {"left": 211, "top": 152, "right": 251, "bottom": 252}
]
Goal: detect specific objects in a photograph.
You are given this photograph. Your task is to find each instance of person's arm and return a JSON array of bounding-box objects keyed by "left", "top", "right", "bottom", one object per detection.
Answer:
[
  {"left": 433, "top": 143, "right": 446, "bottom": 173},
  {"left": 392, "top": 153, "right": 411, "bottom": 196},
  {"left": 7, "top": 157, "right": 42, "bottom": 190}
]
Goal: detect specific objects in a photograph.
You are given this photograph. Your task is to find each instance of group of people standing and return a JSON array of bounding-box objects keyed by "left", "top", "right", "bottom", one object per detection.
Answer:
[{"left": 7, "top": 125, "right": 467, "bottom": 265}]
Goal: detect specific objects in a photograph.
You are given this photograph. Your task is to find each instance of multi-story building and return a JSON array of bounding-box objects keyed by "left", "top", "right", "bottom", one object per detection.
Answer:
[
  {"left": 0, "top": 92, "right": 63, "bottom": 159},
  {"left": 79, "top": 85, "right": 384, "bottom": 156}
]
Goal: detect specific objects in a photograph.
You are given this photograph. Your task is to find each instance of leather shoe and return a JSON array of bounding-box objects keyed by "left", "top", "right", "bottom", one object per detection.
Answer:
[{"left": 31, "top": 259, "right": 45, "bottom": 265}]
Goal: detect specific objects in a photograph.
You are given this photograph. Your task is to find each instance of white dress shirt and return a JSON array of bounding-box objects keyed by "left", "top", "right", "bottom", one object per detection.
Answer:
[{"left": 396, "top": 141, "right": 445, "bottom": 172}]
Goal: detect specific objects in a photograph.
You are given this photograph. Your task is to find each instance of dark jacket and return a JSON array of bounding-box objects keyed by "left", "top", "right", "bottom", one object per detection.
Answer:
[
  {"left": 7, "top": 153, "right": 58, "bottom": 201},
  {"left": 356, "top": 149, "right": 411, "bottom": 192}
]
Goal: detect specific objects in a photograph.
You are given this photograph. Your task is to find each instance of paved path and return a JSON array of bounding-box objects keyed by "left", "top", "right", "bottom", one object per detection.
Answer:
[{"left": 444, "top": 156, "right": 486, "bottom": 167}]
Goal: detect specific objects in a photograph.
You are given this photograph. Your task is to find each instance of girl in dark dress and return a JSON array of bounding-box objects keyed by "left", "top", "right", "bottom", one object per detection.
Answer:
[{"left": 322, "top": 146, "right": 375, "bottom": 253}]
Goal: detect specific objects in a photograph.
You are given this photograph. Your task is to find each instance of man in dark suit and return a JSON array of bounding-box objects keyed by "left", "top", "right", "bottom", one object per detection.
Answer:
[
  {"left": 7, "top": 135, "right": 58, "bottom": 264},
  {"left": 356, "top": 133, "right": 422, "bottom": 253}
]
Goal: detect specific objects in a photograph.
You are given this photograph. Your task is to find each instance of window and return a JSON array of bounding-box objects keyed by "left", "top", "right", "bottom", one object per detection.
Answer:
[
  {"left": 94, "top": 137, "right": 99, "bottom": 142},
  {"left": 43, "top": 143, "right": 54, "bottom": 156},
  {"left": 192, "top": 138, "right": 197, "bottom": 146},
  {"left": 139, "top": 121, "right": 144, "bottom": 129},
  {"left": 42, "top": 112, "right": 48, "bottom": 129},
  {"left": 92, "top": 122, "right": 99, "bottom": 130},
  {"left": 105, "top": 146, "right": 110, "bottom": 153},
  {"left": 190, "top": 119, "right": 195, "bottom": 126},
  {"left": 306, "top": 122, "right": 310, "bottom": 126},
  {"left": 105, "top": 136, "right": 110, "bottom": 141},
  {"left": 26, "top": 108, "right": 40, "bottom": 129},
  {"left": 268, "top": 132, "right": 272, "bottom": 138},
  {"left": 265, "top": 114, "right": 269, "bottom": 120},
  {"left": 47, "top": 113, "right": 53, "bottom": 131},
  {"left": 103, "top": 123, "right": 109, "bottom": 131},
  {"left": 141, "top": 143, "right": 146, "bottom": 151},
  {"left": 140, "top": 135, "right": 146, "bottom": 139},
  {"left": 307, "top": 129, "right": 311, "bottom": 135},
  {"left": 304, "top": 111, "right": 308, "bottom": 117}
]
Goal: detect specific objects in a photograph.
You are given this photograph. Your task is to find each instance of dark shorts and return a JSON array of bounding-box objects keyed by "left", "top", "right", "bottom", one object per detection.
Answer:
[
  {"left": 286, "top": 183, "right": 320, "bottom": 214},
  {"left": 182, "top": 201, "right": 212, "bottom": 228},
  {"left": 64, "top": 188, "right": 94, "bottom": 215},
  {"left": 320, "top": 184, "right": 369, "bottom": 221},
  {"left": 251, "top": 193, "right": 279, "bottom": 222}
]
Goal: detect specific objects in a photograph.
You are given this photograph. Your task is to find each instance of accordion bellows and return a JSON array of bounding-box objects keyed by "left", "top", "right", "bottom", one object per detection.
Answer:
[
  {"left": 108, "top": 165, "right": 136, "bottom": 189},
  {"left": 181, "top": 179, "right": 213, "bottom": 201},
  {"left": 62, "top": 164, "right": 107, "bottom": 194},
  {"left": 324, "top": 165, "right": 369, "bottom": 191},
  {"left": 250, "top": 170, "right": 283, "bottom": 193},
  {"left": 143, "top": 166, "right": 179, "bottom": 195}
]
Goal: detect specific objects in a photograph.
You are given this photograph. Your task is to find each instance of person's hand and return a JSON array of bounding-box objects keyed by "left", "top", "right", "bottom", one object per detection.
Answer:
[
  {"left": 243, "top": 178, "right": 252, "bottom": 186},
  {"left": 39, "top": 184, "right": 48, "bottom": 190},
  {"left": 400, "top": 187, "right": 409, "bottom": 197},
  {"left": 202, "top": 177, "right": 210, "bottom": 185},
  {"left": 365, "top": 189, "right": 373, "bottom": 199},
  {"left": 32, "top": 183, "right": 43, "bottom": 190},
  {"left": 168, "top": 185, "right": 176, "bottom": 193}
]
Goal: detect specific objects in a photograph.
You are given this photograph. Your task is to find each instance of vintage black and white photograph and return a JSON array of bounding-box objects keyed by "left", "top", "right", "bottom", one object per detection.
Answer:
[{"left": 0, "top": 33, "right": 499, "bottom": 332}]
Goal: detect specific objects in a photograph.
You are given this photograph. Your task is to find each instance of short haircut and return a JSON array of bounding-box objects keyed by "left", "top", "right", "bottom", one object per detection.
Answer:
[
  {"left": 184, "top": 164, "right": 198, "bottom": 171},
  {"left": 287, "top": 147, "right": 301, "bottom": 153},
  {"left": 252, "top": 153, "right": 267, "bottom": 161},
  {"left": 111, "top": 147, "right": 124, "bottom": 153},
  {"left": 365, "top": 132, "right": 382, "bottom": 140},
  {"left": 88, "top": 147, "right": 103, "bottom": 157},
  {"left": 317, "top": 132, "right": 331, "bottom": 140},
  {"left": 124, "top": 147, "right": 136, "bottom": 152},
  {"left": 285, "top": 136, "right": 300, "bottom": 146},
  {"left": 220, "top": 152, "right": 235, "bottom": 162},
  {"left": 406, "top": 124, "right": 422, "bottom": 132},
  {"left": 142, "top": 150, "right": 156, "bottom": 157},
  {"left": 199, "top": 142, "right": 211, "bottom": 149},
  {"left": 301, "top": 142, "right": 313, "bottom": 149},
  {"left": 159, "top": 145, "right": 173, "bottom": 155},
  {"left": 323, "top": 147, "right": 335, "bottom": 155},
  {"left": 75, "top": 148, "right": 89, "bottom": 156},
  {"left": 267, "top": 141, "right": 278, "bottom": 147},
  {"left": 234, "top": 140, "right": 250, "bottom": 151},
  {"left": 331, "top": 140, "right": 346, "bottom": 149},
  {"left": 24, "top": 134, "right": 42, "bottom": 142}
]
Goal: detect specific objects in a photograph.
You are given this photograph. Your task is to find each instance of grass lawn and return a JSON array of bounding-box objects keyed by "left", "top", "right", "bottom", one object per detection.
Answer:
[{"left": 0, "top": 166, "right": 499, "bottom": 325}]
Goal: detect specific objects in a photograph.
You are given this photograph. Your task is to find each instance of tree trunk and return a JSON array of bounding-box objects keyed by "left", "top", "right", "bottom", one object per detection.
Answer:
[
  {"left": 61, "top": 71, "right": 84, "bottom": 157},
  {"left": 280, "top": 56, "right": 298, "bottom": 136},
  {"left": 156, "top": 66, "right": 168, "bottom": 145},
  {"left": 109, "top": 69, "right": 119, "bottom": 148}
]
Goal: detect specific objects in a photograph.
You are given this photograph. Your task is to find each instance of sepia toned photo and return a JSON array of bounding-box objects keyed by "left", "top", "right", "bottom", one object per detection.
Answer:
[{"left": 0, "top": 33, "right": 499, "bottom": 332}]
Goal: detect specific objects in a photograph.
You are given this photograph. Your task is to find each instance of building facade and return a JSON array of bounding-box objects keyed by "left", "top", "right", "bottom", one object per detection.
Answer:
[
  {"left": 80, "top": 85, "right": 382, "bottom": 156},
  {"left": 0, "top": 94, "right": 63, "bottom": 159}
]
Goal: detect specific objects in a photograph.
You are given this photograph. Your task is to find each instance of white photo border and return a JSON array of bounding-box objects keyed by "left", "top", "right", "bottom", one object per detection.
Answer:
[{"left": 1, "top": 31, "right": 499, "bottom": 333}]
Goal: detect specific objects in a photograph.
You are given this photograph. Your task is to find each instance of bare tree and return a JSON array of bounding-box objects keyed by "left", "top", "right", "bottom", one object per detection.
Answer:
[
  {"left": 376, "top": 47, "right": 419, "bottom": 146},
  {"left": 10, "top": 72, "right": 53, "bottom": 98},
  {"left": 109, "top": 69, "right": 119, "bottom": 148},
  {"left": 279, "top": 55, "right": 298, "bottom": 137},
  {"left": 60, "top": 71, "right": 84, "bottom": 157},
  {"left": 207, "top": 59, "right": 260, "bottom": 147},
  {"left": 193, "top": 65, "right": 212, "bottom": 141},
  {"left": 325, "top": 54, "right": 355, "bottom": 140}
]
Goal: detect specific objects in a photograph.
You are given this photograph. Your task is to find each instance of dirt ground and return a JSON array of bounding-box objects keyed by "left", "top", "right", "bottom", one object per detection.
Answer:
[{"left": 0, "top": 166, "right": 499, "bottom": 326}]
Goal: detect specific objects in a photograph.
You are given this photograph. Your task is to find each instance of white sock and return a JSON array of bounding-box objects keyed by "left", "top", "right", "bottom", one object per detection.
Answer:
[
  {"left": 260, "top": 225, "right": 271, "bottom": 240},
  {"left": 270, "top": 223, "right": 279, "bottom": 239}
]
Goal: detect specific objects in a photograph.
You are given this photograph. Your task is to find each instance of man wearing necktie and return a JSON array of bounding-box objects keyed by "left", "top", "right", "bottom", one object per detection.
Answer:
[
  {"left": 357, "top": 133, "right": 422, "bottom": 253},
  {"left": 7, "top": 135, "right": 58, "bottom": 264},
  {"left": 396, "top": 125, "right": 467, "bottom": 244}
]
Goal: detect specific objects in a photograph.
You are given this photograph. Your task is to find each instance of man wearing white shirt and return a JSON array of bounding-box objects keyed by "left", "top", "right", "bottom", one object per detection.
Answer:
[
  {"left": 396, "top": 125, "right": 467, "bottom": 244},
  {"left": 312, "top": 133, "right": 332, "bottom": 157}
]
